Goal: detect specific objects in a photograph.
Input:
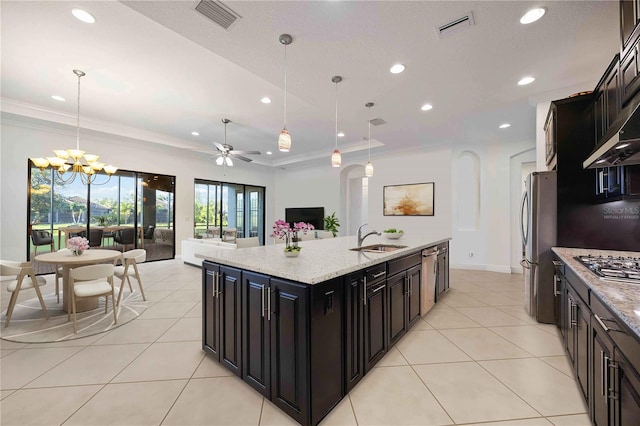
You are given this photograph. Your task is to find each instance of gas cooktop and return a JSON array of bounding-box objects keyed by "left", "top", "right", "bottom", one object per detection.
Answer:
[{"left": 575, "top": 255, "right": 640, "bottom": 284}]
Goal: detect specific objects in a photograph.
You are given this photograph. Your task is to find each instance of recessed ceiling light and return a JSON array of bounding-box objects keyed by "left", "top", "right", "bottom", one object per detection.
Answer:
[
  {"left": 266, "top": 151, "right": 273, "bottom": 155},
  {"left": 520, "top": 7, "right": 546, "bottom": 24},
  {"left": 72, "top": 8, "right": 96, "bottom": 24},
  {"left": 499, "top": 123, "right": 511, "bottom": 129},
  {"left": 337, "top": 132, "right": 345, "bottom": 137},
  {"left": 191, "top": 131, "right": 200, "bottom": 136},
  {"left": 390, "top": 64, "right": 406, "bottom": 74},
  {"left": 51, "top": 95, "right": 66, "bottom": 102},
  {"left": 420, "top": 104, "right": 433, "bottom": 111},
  {"left": 616, "top": 143, "right": 631, "bottom": 149},
  {"left": 261, "top": 97, "right": 272, "bottom": 104},
  {"left": 518, "top": 76, "right": 535, "bottom": 85}
]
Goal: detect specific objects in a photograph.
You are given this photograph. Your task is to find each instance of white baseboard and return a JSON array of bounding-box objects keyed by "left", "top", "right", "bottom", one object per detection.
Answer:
[{"left": 451, "top": 263, "right": 522, "bottom": 275}]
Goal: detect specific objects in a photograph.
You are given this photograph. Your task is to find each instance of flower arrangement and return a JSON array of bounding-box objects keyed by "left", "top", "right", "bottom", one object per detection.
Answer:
[
  {"left": 67, "top": 236, "right": 89, "bottom": 255},
  {"left": 270, "top": 219, "right": 314, "bottom": 254}
]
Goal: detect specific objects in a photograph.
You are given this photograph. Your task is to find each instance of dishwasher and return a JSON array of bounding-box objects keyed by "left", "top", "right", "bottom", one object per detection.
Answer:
[{"left": 421, "top": 248, "right": 438, "bottom": 315}]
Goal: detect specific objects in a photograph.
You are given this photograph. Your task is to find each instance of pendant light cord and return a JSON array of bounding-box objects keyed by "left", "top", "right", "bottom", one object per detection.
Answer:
[
  {"left": 76, "top": 72, "right": 81, "bottom": 151},
  {"left": 283, "top": 44, "right": 287, "bottom": 130},
  {"left": 335, "top": 81, "right": 338, "bottom": 149},
  {"left": 367, "top": 105, "right": 372, "bottom": 161}
]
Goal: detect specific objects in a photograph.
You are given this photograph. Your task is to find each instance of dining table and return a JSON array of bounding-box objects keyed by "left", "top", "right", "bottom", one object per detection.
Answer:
[
  {"left": 57, "top": 225, "right": 144, "bottom": 250},
  {"left": 35, "top": 249, "right": 123, "bottom": 313}
]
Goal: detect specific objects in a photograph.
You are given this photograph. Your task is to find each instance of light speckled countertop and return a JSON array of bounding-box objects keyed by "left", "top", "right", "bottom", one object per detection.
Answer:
[
  {"left": 197, "top": 234, "right": 450, "bottom": 284},
  {"left": 552, "top": 247, "right": 640, "bottom": 340}
]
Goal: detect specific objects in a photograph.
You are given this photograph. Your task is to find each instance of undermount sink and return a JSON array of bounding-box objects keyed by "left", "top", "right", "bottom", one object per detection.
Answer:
[{"left": 350, "top": 244, "right": 408, "bottom": 253}]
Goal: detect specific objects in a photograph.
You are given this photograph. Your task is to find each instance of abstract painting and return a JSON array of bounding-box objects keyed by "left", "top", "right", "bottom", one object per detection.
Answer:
[{"left": 383, "top": 182, "right": 434, "bottom": 216}]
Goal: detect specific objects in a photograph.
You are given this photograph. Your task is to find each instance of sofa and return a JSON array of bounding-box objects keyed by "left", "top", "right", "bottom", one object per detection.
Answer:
[{"left": 181, "top": 238, "right": 237, "bottom": 267}]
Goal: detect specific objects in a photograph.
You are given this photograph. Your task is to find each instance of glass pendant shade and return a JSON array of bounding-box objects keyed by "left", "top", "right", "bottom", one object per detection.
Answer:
[
  {"left": 365, "top": 161, "right": 374, "bottom": 177},
  {"left": 331, "top": 149, "right": 342, "bottom": 167},
  {"left": 278, "top": 129, "right": 291, "bottom": 152}
]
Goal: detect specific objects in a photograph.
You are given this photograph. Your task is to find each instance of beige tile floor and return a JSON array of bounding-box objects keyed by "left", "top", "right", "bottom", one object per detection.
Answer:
[{"left": 0, "top": 262, "right": 591, "bottom": 425}]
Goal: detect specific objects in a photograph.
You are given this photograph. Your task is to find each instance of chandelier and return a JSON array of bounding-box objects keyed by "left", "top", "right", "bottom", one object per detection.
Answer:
[{"left": 30, "top": 70, "right": 117, "bottom": 185}]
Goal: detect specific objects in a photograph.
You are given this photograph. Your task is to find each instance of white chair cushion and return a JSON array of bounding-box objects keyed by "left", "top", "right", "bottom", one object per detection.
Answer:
[
  {"left": 74, "top": 281, "right": 112, "bottom": 297},
  {"left": 114, "top": 265, "right": 137, "bottom": 279},
  {"left": 7, "top": 276, "right": 46, "bottom": 292}
]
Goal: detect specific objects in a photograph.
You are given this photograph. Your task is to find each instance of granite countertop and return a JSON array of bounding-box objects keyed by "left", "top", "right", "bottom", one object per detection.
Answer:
[
  {"left": 552, "top": 247, "right": 640, "bottom": 340},
  {"left": 196, "top": 234, "right": 450, "bottom": 284}
]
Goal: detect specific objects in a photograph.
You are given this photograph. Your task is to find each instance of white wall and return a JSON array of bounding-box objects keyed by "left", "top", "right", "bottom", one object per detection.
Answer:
[
  {"left": 0, "top": 119, "right": 275, "bottom": 261},
  {"left": 452, "top": 139, "right": 536, "bottom": 273}
]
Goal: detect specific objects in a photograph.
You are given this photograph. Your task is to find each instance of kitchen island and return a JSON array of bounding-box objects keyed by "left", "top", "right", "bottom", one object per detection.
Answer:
[
  {"left": 197, "top": 234, "right": 450, "bottom": 426},
  {"left": 552, "top": 247, "right": 640, "bottom": 425}
]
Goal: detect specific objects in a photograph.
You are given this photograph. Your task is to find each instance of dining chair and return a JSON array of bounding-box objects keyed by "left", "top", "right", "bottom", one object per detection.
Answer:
[
  {"left": 114, "top": 249, "right": 146, "bottom": 305},
  {"left": 235, "top": 237, "right": 260, "bottom": 248},
  {"left": 30, "top": 230, "right": 55, "bottom": 259},
  {"left": 68, "top": 264, "right": 117, "bottom": 333},
  {"left": 1, "top": 260, "right": 49, "bottom": 327},
  {"left": 113, "top": 228, "right": 135, "bottom": 251}
]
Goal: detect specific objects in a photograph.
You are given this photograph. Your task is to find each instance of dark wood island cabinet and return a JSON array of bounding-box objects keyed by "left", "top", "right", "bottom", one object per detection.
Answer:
[{"left": 199, "top": 235, "right": 450, "bottom": 425}]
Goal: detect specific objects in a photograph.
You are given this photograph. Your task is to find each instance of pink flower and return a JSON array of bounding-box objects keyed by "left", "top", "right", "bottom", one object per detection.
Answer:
[
  {"left": 270, "top": 220, "right": 315, "bottom": 249},
  {"left": 67, "top": 236, "right": 90, "bottom": 251}
]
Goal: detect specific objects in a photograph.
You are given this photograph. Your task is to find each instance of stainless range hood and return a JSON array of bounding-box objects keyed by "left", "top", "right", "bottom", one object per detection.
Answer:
[{"left": 583, "top": 96, "right": 640, "bottom": 169}]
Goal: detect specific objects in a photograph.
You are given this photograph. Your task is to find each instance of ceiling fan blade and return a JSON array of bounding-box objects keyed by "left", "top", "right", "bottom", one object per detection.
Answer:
[
  {"left": 230, "top": 154, "right": 253, "bottom": 162},
  {"left": 214, "top": 142, "right": 226, "bottom": 152},
  {"left": 229, "top": 150, "right": 261, "bottom": 155}
]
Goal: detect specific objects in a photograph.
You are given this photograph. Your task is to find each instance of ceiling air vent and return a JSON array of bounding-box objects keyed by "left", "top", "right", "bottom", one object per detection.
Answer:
[
  {"left": 195, "top": 0, "right": 241, "bottom": 30},
  {"left": 436, "top": 12, "right": 475, "bottom": 38},
  {"left": 369, "top": 118, "right": 387, "bottom": 126}
]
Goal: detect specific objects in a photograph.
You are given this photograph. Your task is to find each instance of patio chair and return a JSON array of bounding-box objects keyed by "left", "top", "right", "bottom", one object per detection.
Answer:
[
  {"left": 31, "top": 230, "right": 54, "bottom": 259},
  {"left": 88, "top": 229, "right": 104, "bottom": 248},
  {"left": 113, "top": 228, "right": 135, "bottom": 251}
]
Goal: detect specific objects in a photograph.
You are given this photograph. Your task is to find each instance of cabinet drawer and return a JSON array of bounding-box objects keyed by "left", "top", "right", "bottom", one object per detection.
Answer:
[
  {"left": 591, "top": 293, "right": 640, "bottom": 374},
  {"left": 364, "top": 264, "right": 387, "bottom": 284},
  {"left": 387, "top": 252, "right": 421, "bottom": 277}
]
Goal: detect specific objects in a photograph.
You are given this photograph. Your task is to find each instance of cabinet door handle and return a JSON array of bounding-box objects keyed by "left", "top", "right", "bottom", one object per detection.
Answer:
[
  {"left": 372, "top": 271, "right": 386, "bottom": 279},
  {"left": 604, "top": 355, "right": 610, "bottom": 403},
  {"left": 594, "top": 314, "right": 609, "bottom": 332},
  {"left": 261, "top": 286, "right": 265, "bottom": 318},
  {"left": 568, "top": 299, "right": 573, "bottom": 329},
  {"left": 372, "top": 284, "right": 386, "bottom": 294},
  {"left": 553, "top": 275, "right": 559, "bottom": 296},
  {"left": 214, "top": 272, "right": 219, "bottom": 299},
  {"left": 552, "top": 260, "right": 563, "bottom": 267},
  {"left": 363, "top": 276, "right": 367, "bottom": 306},
  {"left": 267, "top": 288, "right": 272, "bottom": 321},
  {"left": 601, "top": 351, "right": 606, "bottom": 399},
  {"left": 571, "top": 304, "right": 578, "bottom": 327}
]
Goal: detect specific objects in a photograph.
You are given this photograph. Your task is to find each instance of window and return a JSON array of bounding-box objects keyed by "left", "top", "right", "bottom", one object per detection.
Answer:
[
  {"left": 28, "top": 166, "right": 176, "bottom": 262},
  {"left": 194, "top": 180, "right": 265, "bottom": 244}
]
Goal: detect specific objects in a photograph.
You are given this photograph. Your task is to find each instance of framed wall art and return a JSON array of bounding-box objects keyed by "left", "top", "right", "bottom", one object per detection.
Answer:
[{"left": 383, "top": 182, "right": 434, "bottom": 216}]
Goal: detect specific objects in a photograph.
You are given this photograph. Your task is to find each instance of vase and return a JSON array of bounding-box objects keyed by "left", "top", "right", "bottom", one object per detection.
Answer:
[
  {"left": 72, "top": 249, "right": 84, "bottom": 256},
  {"left": 284, "top": 250, "right": 300, "bottom": 258}
]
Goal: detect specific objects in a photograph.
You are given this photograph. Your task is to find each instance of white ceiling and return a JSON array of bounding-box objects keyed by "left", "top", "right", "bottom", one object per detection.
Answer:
[{"left": 1, "top": 1, "right": 619, "bottom": 168}]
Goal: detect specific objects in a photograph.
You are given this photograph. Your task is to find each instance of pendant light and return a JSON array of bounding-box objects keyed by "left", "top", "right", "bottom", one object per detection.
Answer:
[
  {"left": 278, "top": 34, "right": 293, "bottom": 152},
  {"left": 365, "top": 102, "right": 374, "bottom": 177},
  {"left": 331, "top": 76, "right": 342, "bottom": 167}
]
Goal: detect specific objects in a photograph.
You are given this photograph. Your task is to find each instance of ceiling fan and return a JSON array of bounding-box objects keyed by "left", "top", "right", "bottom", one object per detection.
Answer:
[{"left": 214, "top": 119, "right": 261, "bottom": 167}]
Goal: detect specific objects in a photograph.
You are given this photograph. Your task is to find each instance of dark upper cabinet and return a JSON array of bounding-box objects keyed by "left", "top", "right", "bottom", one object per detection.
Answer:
[
  {"left": 545, "top": 106, "right": 557, "bottom": 167},
  {"left": 621, "top": 37, "right": 640, "bottom": 104},
  {"left": 621, "top": 0, "right": 640, "bottom": 56}
]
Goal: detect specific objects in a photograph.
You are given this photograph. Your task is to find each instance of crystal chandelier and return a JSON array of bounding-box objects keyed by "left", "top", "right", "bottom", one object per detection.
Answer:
[
  {"left": 30, "top": 70, "right": 117, "bottom": 185},
  {"left": 331, "top": 76, "right": 342, "bottom": 167},
  {"left": 365, "top": 102, "right": 374, "bottom": 177},
  {"left": 278, "top": 34, "right": 293, "bottom": 152}
]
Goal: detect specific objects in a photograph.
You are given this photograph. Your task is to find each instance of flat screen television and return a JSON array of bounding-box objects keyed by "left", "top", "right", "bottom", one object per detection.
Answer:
[{"left": 285, "top": 207, "right": 325, "bottom": 230}]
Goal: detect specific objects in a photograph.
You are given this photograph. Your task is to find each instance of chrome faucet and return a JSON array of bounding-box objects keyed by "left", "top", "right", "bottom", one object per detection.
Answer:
[{"left": 357, "top": 223, "right": 381, "bottom": 247}]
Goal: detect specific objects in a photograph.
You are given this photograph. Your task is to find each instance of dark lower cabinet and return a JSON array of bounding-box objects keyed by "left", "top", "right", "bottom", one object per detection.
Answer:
[
  {"left": 344, "top": 272, "right": 364, "bottom": 393},
  {"left": 242, "top": 271, "right": 270, "bottom": 396},
  {"left": 407, "top": 265, "right": 422, "bottom": 328},
  {"left": 436, "top": 242, "right": 449, "bottom": 301},
  {"left": 387, "top": 272, "right": 406, "bottom": 347},
  {"left": 364, "top": 279, "right": 386, "bottom": 373},
  {"left": 202, "top": 261, "right": 241, "bottom": 377},
  {"left": 566, "top": 285, "right": 589, "bottom": 402},
  {"left": 554, "top": 254, "right": 640, "bottom": 426}
]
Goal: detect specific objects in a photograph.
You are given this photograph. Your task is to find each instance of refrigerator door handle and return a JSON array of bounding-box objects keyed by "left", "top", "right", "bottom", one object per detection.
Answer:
[{"left": 519, "top": 190, "right": 529, "bottom": 247}]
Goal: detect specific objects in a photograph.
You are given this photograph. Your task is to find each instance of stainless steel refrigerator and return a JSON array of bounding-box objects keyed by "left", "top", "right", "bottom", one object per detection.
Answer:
[{"left": 520, "top": 171, "right": 557, "bottom": 324}]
